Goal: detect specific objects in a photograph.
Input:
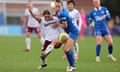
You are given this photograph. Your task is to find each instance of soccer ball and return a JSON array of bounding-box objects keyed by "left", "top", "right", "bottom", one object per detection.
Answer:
[{"left": 58, "top": 32, "right": 69, "bottom": 43}]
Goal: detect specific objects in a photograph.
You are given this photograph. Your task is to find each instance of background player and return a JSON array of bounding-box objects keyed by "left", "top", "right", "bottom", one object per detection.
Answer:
[
  {"left": 80, "top": 9, "right": 87, "bottom": 40},
  {"left": 89, "top": 0, "right": 117, "bottom": 62},
  {"left": 23, "top": 2, "right": 42, "bottom": 51},
  {"left": 62, "top": 0, "right": 81, "bottom": 62}
]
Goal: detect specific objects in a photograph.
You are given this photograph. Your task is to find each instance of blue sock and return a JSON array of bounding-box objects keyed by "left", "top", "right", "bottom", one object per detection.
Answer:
[
  {"left": 96, "top": 44, "right": 101, "bottom": 56},
  {"left": 66, "top": 50, "right": 75, "bottom": 67},
  {"left": 108, "top": 45, "right": 113, "bottom": 55}
]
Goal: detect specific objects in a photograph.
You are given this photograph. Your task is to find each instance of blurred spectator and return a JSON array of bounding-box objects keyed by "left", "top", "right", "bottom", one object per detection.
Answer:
[
  {"left": 80, "top": 9, "right": 87, "bottom": 40},
  {"left": 115, "top": 16, "right": 120, "bottom": 25}
]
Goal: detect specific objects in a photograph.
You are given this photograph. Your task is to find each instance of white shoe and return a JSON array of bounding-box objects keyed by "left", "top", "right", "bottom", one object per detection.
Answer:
[
  {"left": 66, "top": 66, "right": 76, "bottom": 72},
  {"left": 96, "top": 57, "right": 101, "bottom": 62},
  {"left": 108, "top": 55, "right": 117, "bottom": 62}
]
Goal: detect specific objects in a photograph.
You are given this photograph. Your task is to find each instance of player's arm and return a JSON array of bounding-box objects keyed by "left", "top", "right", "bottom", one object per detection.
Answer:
[
  {"left": 88, "top": 11, "right": 94, "bottom": 27},
  {"left": 23, "top": 9, "right": 28, "bottom": 28},
  {"left": 23, "top": 16, "right": 28, "bottom": 28},
  {"left": 102, "top": 7, "right": 111, "bottom": 21},
  {"left": 77, "top": 11, "right": 82, "bottom": 31},
  {"left": 28, "top": 8, "right": 41, "bottom": 23},
  {"left": 52, "top": 16, "right": 68, "bottom": 29},
  {"left": 58, "top": 18, "right": 68, "bottom": 29}
]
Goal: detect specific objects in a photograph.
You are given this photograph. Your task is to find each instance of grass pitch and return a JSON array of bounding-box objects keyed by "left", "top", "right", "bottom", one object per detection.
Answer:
[{"left": 0, "top": 36, "right": 120, "bottom": 72}]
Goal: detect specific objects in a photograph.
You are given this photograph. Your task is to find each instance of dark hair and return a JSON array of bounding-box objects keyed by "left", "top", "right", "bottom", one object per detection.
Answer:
[
  {"left": 55, "top": 0, "right": 63, "bottom": 4},
  {"left": 42, "top": 10, "right": 51, "bottom": 16},
  {"left": 67, "top": 0, "right": 75, "bottom": 6}
]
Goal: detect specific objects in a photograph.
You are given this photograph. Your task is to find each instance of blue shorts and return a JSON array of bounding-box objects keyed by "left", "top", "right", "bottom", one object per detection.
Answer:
[
  {"left": 69, "top": 32, "right": 79, "bottom": 40},
  {"left": 94, "top": 29, "right": 110, "bottom": 37}
]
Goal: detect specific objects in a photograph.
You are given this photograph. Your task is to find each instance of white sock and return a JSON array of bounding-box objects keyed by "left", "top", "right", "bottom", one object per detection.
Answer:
[
  {"left": 40, "top": 36, "right": 45, "bottom": 45},
  {"left": 26, "top": 38, "right": 31, "bottom": 49},
  {"left": 74, "top": 42, "right": 79, "bottom": 56},
  {"left": 45, "top": 44, "right": 54, "bottom": 54},
  {"left": 108, "top": 54, "right": 112, "bottom": 57}
]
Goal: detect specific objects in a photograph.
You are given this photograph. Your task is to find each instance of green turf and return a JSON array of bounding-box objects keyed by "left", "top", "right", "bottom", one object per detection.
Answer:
[{"left": 0, "top": 36, "right": 120, "bottom": 72}]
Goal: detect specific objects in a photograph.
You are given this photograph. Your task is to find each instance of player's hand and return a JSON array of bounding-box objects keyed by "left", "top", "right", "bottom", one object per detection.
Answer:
[
  {"left": 22, "top": 24, "right": 26, "bottom": 29},
  {"left": 89, "top": 24, "right": 93, "bottom": 27}
]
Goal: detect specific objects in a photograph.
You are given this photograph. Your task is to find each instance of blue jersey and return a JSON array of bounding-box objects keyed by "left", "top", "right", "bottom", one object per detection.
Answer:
[
  {"left": 56, "top": 7, "right": 79, "bottom": 40},
  {"left": 89, "top": 7, "right": 111, "bottom": 31}
]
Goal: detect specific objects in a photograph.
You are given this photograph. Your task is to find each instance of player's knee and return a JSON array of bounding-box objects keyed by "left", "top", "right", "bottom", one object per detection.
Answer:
[
  {"left": 96, "top": 39, "right": 102, "bottom": 44},
  {"left": 63, "top": 47, "right": 70, "bottom": 52},
  {"left": 26, "top": 32, "right": 31, "bottom": 37},
  {"left": 108, "top": 40, "right": 113, "bottom": 45}
]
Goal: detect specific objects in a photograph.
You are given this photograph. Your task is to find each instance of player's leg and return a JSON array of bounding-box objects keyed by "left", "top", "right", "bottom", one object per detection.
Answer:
[
  {"left": 94, "top": 30, "right": 102, "bottom": 62},
  {"left": 104, "top": 35, "right": 117, "bottom": 61},
  {"left": 38, "top": 40, "right": 51, "bottom": 69},
  {"left": 44, "top": 39, "right": 62, "bottom": 54},
  {"left": 95, "top": 36, "right": 102, "bottom": 62},
  {"left": 25, "top": 27, "right": 32, "bottom": 51},
  {"left": 73, "top": 40, "right": 79, "bottom": 62},
  {"left": 65, "top": 32, "right": 79, "bottom": 71},
  {"left": 62, "top": 40, "right": 79, "bottom": 62},
  {"left": 64, "top": 38, "right": 76, "bottom": 71}
]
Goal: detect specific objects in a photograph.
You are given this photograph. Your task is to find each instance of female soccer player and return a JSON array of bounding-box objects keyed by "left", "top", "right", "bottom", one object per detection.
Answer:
[
  {"left": 28, "top": 8, "right": 63, "bottom": 68},
  {"left": 62, "top": 0, "right": 81, "bottom": 62},
  {"left": 23, "top": 2, "right": 42, "bottom": 51},
  {"left": 53, "top": 0, "right": 79, "bottom": 71},
  {"left": 89, "top": 0, "right": 117, "bottom": 62}
]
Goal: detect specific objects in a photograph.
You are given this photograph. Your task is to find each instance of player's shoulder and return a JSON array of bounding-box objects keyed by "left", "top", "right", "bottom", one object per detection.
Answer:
[
  {"left": 25, "top": 8, "right": 28, "bottom": 12},
  {"left": 101, "top": 6, "right": 108, "bottom": 11},
  {"left": 73, "top": 9, "right": 79, "bottom": 13},
  {"left": 60, "top": 7, "right": 70, "bottom": 18},
  {"left": 89, "top": 8, "right": 95, "bottom": 15},
  {"left": 61, "top": 7, "right": 69, "bottom": 15},
  {"left": 52, "top": 16, "right": 58, "bottom": 19},
  {"left": 32, "top": 7, "right": 39, "bottom": 11}
]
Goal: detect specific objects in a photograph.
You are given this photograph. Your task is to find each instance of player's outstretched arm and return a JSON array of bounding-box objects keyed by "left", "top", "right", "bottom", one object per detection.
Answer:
[
  {"left": 22, "top": 16, "right": 28, "bottom": 28},
  {"left": 28, "top": 8, "right": 41, "bottom": 22}
]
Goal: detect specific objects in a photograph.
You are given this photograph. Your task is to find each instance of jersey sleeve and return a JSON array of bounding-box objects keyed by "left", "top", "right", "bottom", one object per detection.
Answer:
[
  {"left": 104, "top": 7, "right": 111, "bottom": 21},
  {"left": 88, "top": 11, "right": 93, "bottom": 25},
  {"left": 60, "top": 11, "right": 69, "bottom": 24},
  {"left": 78, "top": 13, "right": 82, "bottom": 31},
  {"left": 35, "top": 8, "right": 40, "bottom": 15},
  {"left": 24, "top": 9, "right": 29, "bottom": 16}
]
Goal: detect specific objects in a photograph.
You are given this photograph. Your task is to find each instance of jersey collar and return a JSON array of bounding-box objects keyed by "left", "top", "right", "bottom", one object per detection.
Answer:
[{"left": 94, "top": 6, "right": 102, "bottom": 11}]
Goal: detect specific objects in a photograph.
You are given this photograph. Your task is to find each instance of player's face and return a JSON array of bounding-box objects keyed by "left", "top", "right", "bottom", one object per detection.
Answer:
[
  {"left": 27, "top": 3, "right": 33, "bottom": 9},
  {"left": 44, "top": 14, "right": 51, "bottom": 21},
  {"left": 67, "top": 3, "right": 74, "bottom": 11},
  {"left": 55, "top": 2, "right": 62, "bottom": 12},
  {"left": 93, "top": 0, "right": 100, "bottom": 8}
]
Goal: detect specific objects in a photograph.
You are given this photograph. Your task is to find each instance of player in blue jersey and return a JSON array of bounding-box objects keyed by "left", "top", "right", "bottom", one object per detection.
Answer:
[
  {"left": 89, "top": 0, "right": 117, "bottom": 62},
  {"left": 54, "top": 0, "right": 79, "bottom": 71},
  {"left": 61, "top": 0, "right": 81, "bottom": 62}
]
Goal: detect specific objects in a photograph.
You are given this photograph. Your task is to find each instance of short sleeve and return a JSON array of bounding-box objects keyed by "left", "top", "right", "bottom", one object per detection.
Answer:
[{"left": 24, "top": 9, "right": 29, "bottom": 16}]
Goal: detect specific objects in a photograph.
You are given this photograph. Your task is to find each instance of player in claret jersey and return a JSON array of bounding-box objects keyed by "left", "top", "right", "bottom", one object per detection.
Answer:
[{"left": 88, "top": 0, "right": 117, "bottom": 62}]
